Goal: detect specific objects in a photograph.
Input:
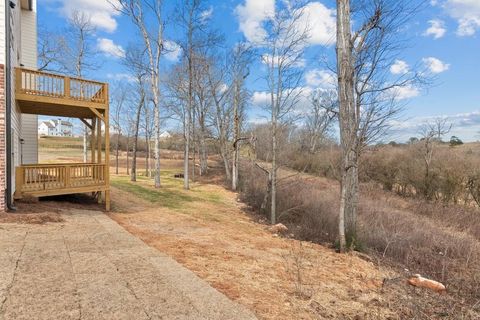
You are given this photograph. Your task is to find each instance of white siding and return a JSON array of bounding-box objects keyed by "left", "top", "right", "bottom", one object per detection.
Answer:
[
  {"left": 0, "top": 2, "right": 5, "bottom": 65},
  {"left": 20, "top": 4, "right": 38, "bottom": 165},
  {"left": 10, "top": 3, "right": 22, "bottom": 193},
  {"left": 21, "top": 114, "right": 37, "bottom": 164},
  {"left": 20, "top": 5, "right": 36, "bottom": 68}
]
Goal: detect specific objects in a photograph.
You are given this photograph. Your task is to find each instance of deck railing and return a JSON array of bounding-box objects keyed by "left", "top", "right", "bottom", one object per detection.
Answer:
[
  {"left": 15, "top": 163, "right": 106, "bottom": 196},
  {"left": 15, "top": 68, "right": 107, "bottom": 105}
]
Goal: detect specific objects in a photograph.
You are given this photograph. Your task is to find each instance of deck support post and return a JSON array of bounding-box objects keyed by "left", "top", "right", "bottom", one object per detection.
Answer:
[
  {"left": 91, "top": 118, "right": 96, "bottom": 163},
  {"left": 104, "top": 86, "right": 111, "bottom": 211},
  {"left": 96, "top": 115, "right": 102, "bottom": 204}
]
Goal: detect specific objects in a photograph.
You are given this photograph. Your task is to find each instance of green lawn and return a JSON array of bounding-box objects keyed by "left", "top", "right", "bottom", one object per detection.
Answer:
[{"left": 111, "top": 171, "right": 224, "bottom": 211}]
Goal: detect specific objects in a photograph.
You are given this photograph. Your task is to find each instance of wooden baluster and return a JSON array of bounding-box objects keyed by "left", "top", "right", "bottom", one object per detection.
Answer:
[
  {"left": 97, "top": 116, "right": 102, "bottom": 164},
  {"left": 15, "top": 167, "right": 23, "bottom": 195},
  {"left": 64, "top": 77, "right": 70, "bottom": 98},
  {"left": 15, "top": 69, "right": 21, "bottom": 94}
]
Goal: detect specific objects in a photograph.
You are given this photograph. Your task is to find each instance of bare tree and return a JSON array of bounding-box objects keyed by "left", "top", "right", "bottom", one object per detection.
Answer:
[
  {"left": 305, "top": 90, "right": 336, "bottom": 153},
  {"left": 192, "top": 55, "right": 213, "bottom": 175},
  {"left": 165, "top": 63, "right": 189, "bottom": 154},
  {"left": 59, "top": 11, "right": 100, "bottom": 163},
  {"left": 418, "top": 118, "right": 451, "bottom": 199},
  {"left": 122, "top": 46, "right": 148, "bottom": 182},
  {"left": 113, "top": 0, "right": 165, "bottom": 188},
  {"left": 230, "top": 43, "right": 252, "bottom": 191},
  {"left": 262, "top": 5, "right": 309, "bottom": 224},
  {"left": 176, "top": 0, "right": 220, "bottom": 189},
  {"left": 142, "top": 101, "right": 154, "bottom": 177},
  {"left": 111, "top": 83, "right": 128, "bottom": 175},
  {"left": 335, "top": 0, "right": 425, "bottom": 251},
  {"left": 37, "top": 25, "right": 64, "bottom": 72},
  {"left": 205, "top": 53, "right": 232, "bottom": 180}
]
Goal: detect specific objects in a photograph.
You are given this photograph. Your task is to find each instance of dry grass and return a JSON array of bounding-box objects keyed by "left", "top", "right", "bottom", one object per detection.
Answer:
[
  {"left": 239, "top": 161, "right": 480, "bottom": 318},
  {"left": 0, "top": 200, "right": 65, "bottom": 224},
  {"left": 0, "top": 212, "right": 64, "bottom": 224}
]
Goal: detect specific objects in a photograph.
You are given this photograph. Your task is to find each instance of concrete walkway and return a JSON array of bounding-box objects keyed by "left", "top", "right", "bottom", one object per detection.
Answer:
[{"left": 0, "top": 210, "right": 257, "bottom": 320}]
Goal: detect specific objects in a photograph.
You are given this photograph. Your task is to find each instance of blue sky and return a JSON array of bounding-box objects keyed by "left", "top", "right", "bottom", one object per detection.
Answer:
[{"left": 38, "top": 0, "right": 480, "bottom": 142}]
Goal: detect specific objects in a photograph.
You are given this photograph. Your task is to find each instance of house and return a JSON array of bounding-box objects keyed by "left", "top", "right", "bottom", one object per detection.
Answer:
[
  {"left": 0, "top": 0, "right": 111, "bottom": 211},
  {"left": 38, "top": 119, "right": 74, "bottom": 137},
  {"left": 37, "top": 120, "right": 54, "bottom": 136},
  {"left": 160, "top": 131, "right": 172, "bottom": 139}
]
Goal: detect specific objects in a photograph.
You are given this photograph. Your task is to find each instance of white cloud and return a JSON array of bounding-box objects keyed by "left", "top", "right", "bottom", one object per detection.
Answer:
[
  {"left": 164, "top": 41, "right": 182, "bottom": 62},
  {"left": 251, "top": 86, "right": 314, "bottom": 116},
  {"left": 390, "top": 85, "right": 420, "bottom": 100},
  {"left": 305, "top": 69, "right": 336, "bottom": 89},
  {"left": 390, "top": 111, "right": 480, "bottom": 142},
  {"left": 107, "top": 73, "right": 135, "bottom": 82},
  {"left": 252, "top": 91, "right": 270, "bottom": 106},
  {"left": 423, "top": 57, "right": 450, "bottom": 73},
  {"left": 97, "top": 38, "right": 125, "bottom": 58},
  {"left": 261, "top": 53, "right": 306, "bottom": 68},
  {"left": 445, "top": 0, "right": 480, "bottom": 36},
  {"left": 52, "top": 0, "right": 121, "bottom": 33},
  {"left": 235, "top": 1, "right": 335, "bottom": 46},
  {"left": 200, "top": 7, "right": 214, "bottom": 22},
  {"left": 390, "top": 60, "right": 410, "bottom": 75},
  {"left": 235, "top": 0, "right": 275, "bottom": 43},
  {"left": 296, "top": 2, "right": 336, "bottom": 46},
  {"left": 424, "top": 19, "right": 447, "bottom": 39}
]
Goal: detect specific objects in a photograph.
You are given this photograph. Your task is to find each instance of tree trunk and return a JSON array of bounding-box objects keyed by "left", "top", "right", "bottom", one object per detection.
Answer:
[
  {"left": 130, "top": 98, "right": 143, "bottom": 182},
  {"left": 184, "top": 108, "right": 191, "bottom": 190},
  {"left": 336, "top": 0, "right": 357, "bottom": 252},
  {"left": 192, "top": 108, "right": 196, "bottom": 181},
  {"left": 184, "top": 52, "right": 193, "bottom": 190},
  {"left": 343, "top": 151, "right": 358, "bottom": 247},
  {"left": 231, "top": 83, "right": 240, "bottom": 190},
  {"left": 222, "top": 148, "right": 231, "bottom": 181},
  {"left": 232, "top": 145, "right": 239, "bottom": 190},
  {"left": 271, "top": 128, "right": 277, "bottom": 225},
  {"left": 152, "top": 83, "right": 161, "bottom": 188},
  {"left": 198, "top": 126, "right": 208, "bottom": 175},
  {"left": 115, "top": 133, "right": 120, "bottom": 175},
  {"left": 145, "top": 135, "right": 150, "bottom": 177},
  {"left": 126, "top": 135, "right": 130, "bottom": 176}
]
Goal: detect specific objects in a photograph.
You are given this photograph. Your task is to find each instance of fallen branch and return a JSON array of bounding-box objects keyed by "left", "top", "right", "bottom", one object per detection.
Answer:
[{"left": 407, "top": 274, "right": 446, "bottom": 293}]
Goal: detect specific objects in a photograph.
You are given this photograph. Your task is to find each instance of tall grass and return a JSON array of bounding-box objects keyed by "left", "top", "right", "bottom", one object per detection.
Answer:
[{"left": 238, "top": 161, "right": 480, "bottom": 304}]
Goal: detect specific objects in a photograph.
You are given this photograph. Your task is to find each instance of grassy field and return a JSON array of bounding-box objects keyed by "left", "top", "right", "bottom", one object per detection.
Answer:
[
  {"left": 38, "top": 136, "right": 86, "bottom": 163},
  {"left": 111, "top": 174, "right": 223, "bottom": 210}
]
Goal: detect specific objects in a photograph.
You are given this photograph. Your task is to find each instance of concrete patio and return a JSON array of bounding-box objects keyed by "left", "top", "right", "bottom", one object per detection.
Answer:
[{"left": 0, "top": 209, "right": 256, "bottom": 320}]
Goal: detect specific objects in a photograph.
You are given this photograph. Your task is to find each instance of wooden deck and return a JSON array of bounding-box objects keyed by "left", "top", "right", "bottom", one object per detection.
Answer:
[
  {"left": 15, "top": 68, "right": 108, "bottom": 118},
  {"left": 14, "top": 163, "right": 107, "bottom": 198},
  {"left": 14, "top": 67, "right": 111, "bottom": 210}
]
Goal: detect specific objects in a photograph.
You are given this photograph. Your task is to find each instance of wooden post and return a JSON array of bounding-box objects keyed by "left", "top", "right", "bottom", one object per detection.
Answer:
[
  {"left": 15, "top": 68, "right": 22, "bottom": 94},
  {"left": 97, "top": 114, "right": 102, "bottom": 164},
  {"left": 104, "top": 84, "right": 111, "bottom": 211},
  {"left": 15, "top": 167, "right": 24, "bottom": 198},
  {"left": 91, "top": 118, "right": 96, "bottom": 163},
  {"left": 65, "top": 165, "right": 71, "bottom": 188},
  {"left": 64, "top": 77, "right": 70, "bottom": 98},
  {"left": 96, "top": 114, "right": 102, "bottom": 204}
]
